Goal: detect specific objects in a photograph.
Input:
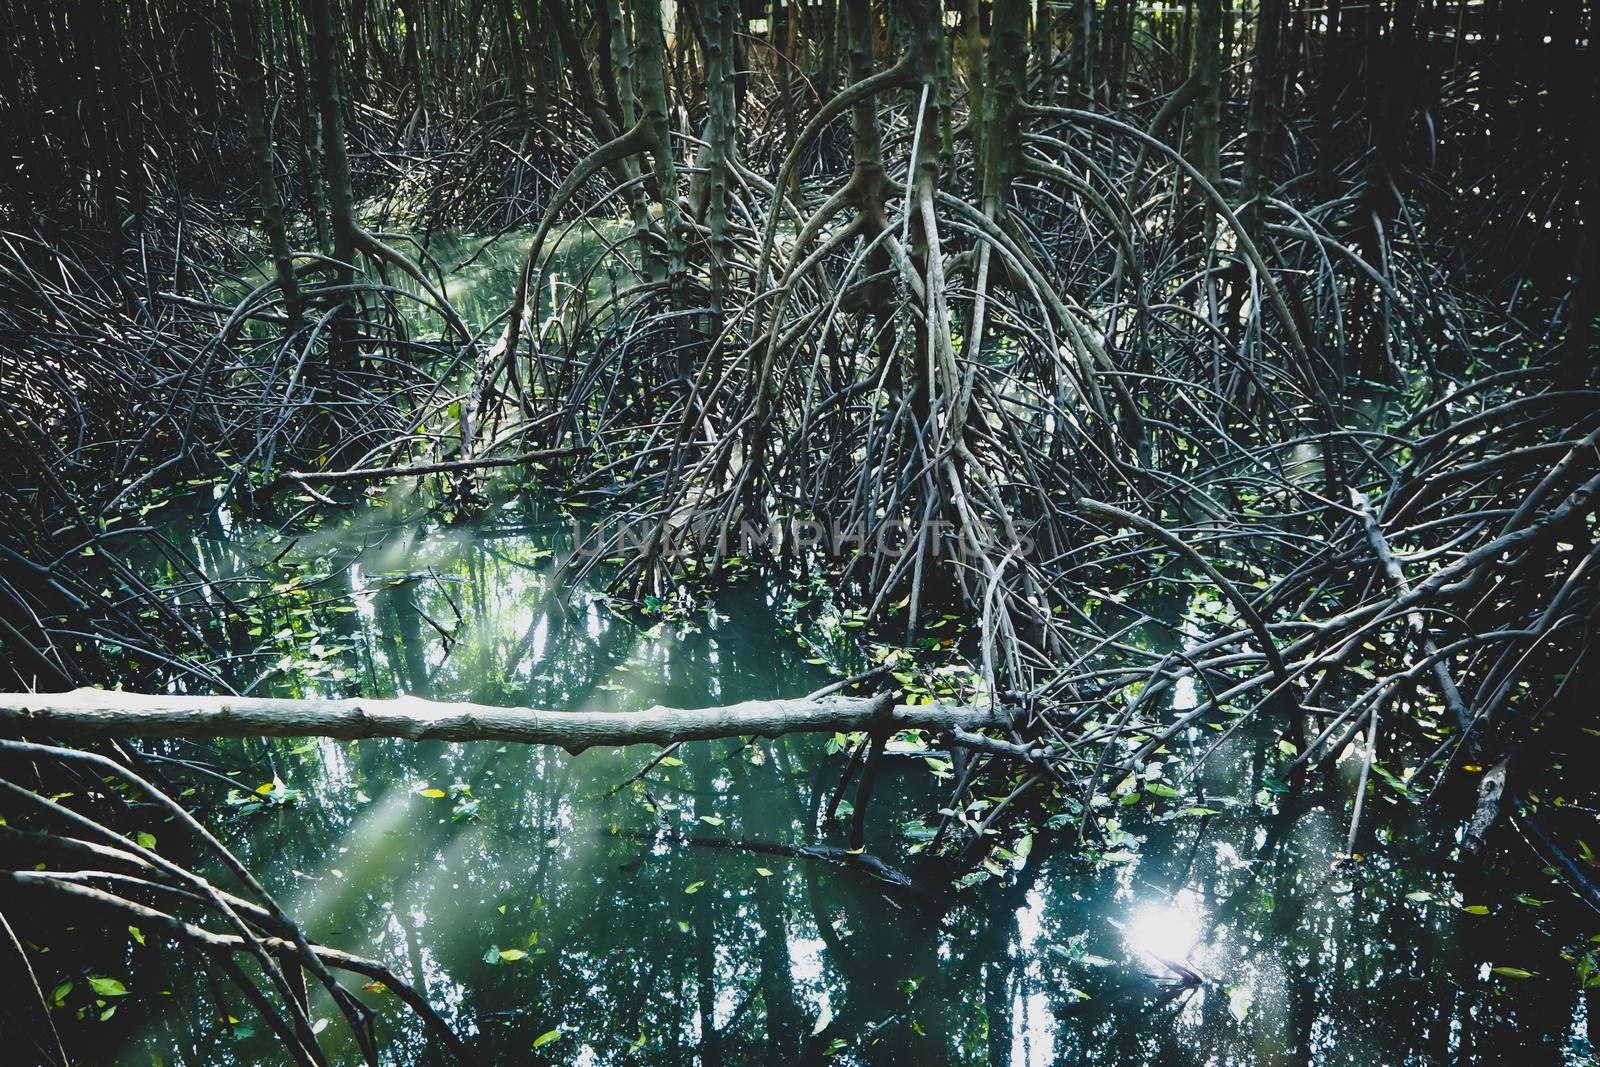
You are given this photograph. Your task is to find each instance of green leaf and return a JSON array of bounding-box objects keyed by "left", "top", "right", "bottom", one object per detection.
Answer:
[
  {"left": 1491, "top": 966, "right": 1537, "bottom": 979},
  {"left": 135, "top": 831, "right": 157, "bottom": 850},
  {"left": 128, "top": 926, "right": 145, "bottom": 945},
  {"left": 532, "top": 1028, "right": 562, "bottom": 1048},
  {"left": 755, "top": 868, "right": 774, "bottom": 877},
  {"left": 684, "top": 881, "right": 705, "bottom": 895},
  {"left": 498, "top": 949, "right": 527, "bottom": 962},
  {"left": 1227, "top": 985, "right": 1252, "bottom": 1022},
  {"left": 1370, "top": 764, "right": 1411, "bottom": 796},
  {"left": 89, "top": 977, "right": 129, "bottom": 997},
  {"left": 1144, "top": 783, "right": 1181, "bottom": 800},
  {"left": 811, "top": 1002, "right": 833, "bottom": 1036},
  {"left": 1462, "top": 904, "right": 1490, "bottom": 915},
  {"left": 419, "top": 788, "right": 447, "bottom": 798}
]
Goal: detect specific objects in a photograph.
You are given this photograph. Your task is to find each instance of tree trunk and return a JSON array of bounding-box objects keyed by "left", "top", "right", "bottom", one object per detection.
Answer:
[
  {"left": 703, "top": 0, "right": 739, "bottom": 309},
  {"left": 1192, "top": 0, "right": 1223, "bottom": 192},
  {"left": 1034, "top": 0, "right": 1055, "bottom": 107},
  {"left": 280, "top": 0, "right": 332, "bottom": 252},
  {"left": 983, "top": 0, "right": 1029, "bottom": 202},
  {"left": 307, "top": 0, "right": 360, "bottom": 369},
  {"left": 633, "top": 0, "right": 689, "bottom": 376},
  {"left": 232, "top": 0, "right": 302, "bottom": 330},
  {"left": 1241, "top": 0, "right": 1284, "bottom": 237}
]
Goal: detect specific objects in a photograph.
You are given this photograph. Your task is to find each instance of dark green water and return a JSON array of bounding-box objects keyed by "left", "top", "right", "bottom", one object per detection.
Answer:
[{"left": 34, "top": 488, "right": 1594, "bottom": 1066}]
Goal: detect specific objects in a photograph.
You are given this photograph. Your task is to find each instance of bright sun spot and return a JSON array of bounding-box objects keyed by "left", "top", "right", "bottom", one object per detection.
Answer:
[{"left": 1125, "top": 897, "right": 1202, "bottom": 965}]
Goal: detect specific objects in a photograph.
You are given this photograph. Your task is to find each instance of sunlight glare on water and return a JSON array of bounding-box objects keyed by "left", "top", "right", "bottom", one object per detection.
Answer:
[{"left": 1124, "top": 894, "right": 1202, "bottom": 968}]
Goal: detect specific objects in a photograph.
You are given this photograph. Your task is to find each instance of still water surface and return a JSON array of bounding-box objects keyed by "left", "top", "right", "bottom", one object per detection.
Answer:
[{"left": 56, "top": 486, "right": 1592, "bottom": 1066}]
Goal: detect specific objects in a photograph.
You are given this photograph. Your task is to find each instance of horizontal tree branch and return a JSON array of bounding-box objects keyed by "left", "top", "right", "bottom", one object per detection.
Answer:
[
  {"left": 273, "top": 446, "right": 581, "bottom": 487},
  {"left": 0, "top": 689, "right": 1000, "bottom": 754}
]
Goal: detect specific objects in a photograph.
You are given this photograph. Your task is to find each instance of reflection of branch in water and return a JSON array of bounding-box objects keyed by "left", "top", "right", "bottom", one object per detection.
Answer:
[
  {"left": 621, "top": 828, "right": 930, "bottom": 903},
  {"left": 1513, "top": 802, "right": 1600, "bottom": 914}
]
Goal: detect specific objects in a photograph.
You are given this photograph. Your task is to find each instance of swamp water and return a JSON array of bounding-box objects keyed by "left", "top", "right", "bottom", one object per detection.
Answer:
[
  {"left": 55, "top": 491, "right": 1598, "bottom": 1066},
  {"left": 50, "top": 233, "right": 1599, "bottom": 1065}
]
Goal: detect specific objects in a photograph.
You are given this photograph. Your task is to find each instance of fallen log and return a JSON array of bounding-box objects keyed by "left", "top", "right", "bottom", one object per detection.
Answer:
[{"left": 0, "top": 689, "right": 1000, "bottom": 754}]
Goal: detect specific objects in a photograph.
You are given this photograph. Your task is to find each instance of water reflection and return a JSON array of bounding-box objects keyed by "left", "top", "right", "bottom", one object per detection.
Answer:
[
  {"left": 38, "top": 497, "right": 1599, "bottom": 1065},
  {"left": 229, "top": 224, "right": 626, "bottom": 346},
  {"left": 1123, "top": 897, "right": 1202, "bottom": 975}
]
